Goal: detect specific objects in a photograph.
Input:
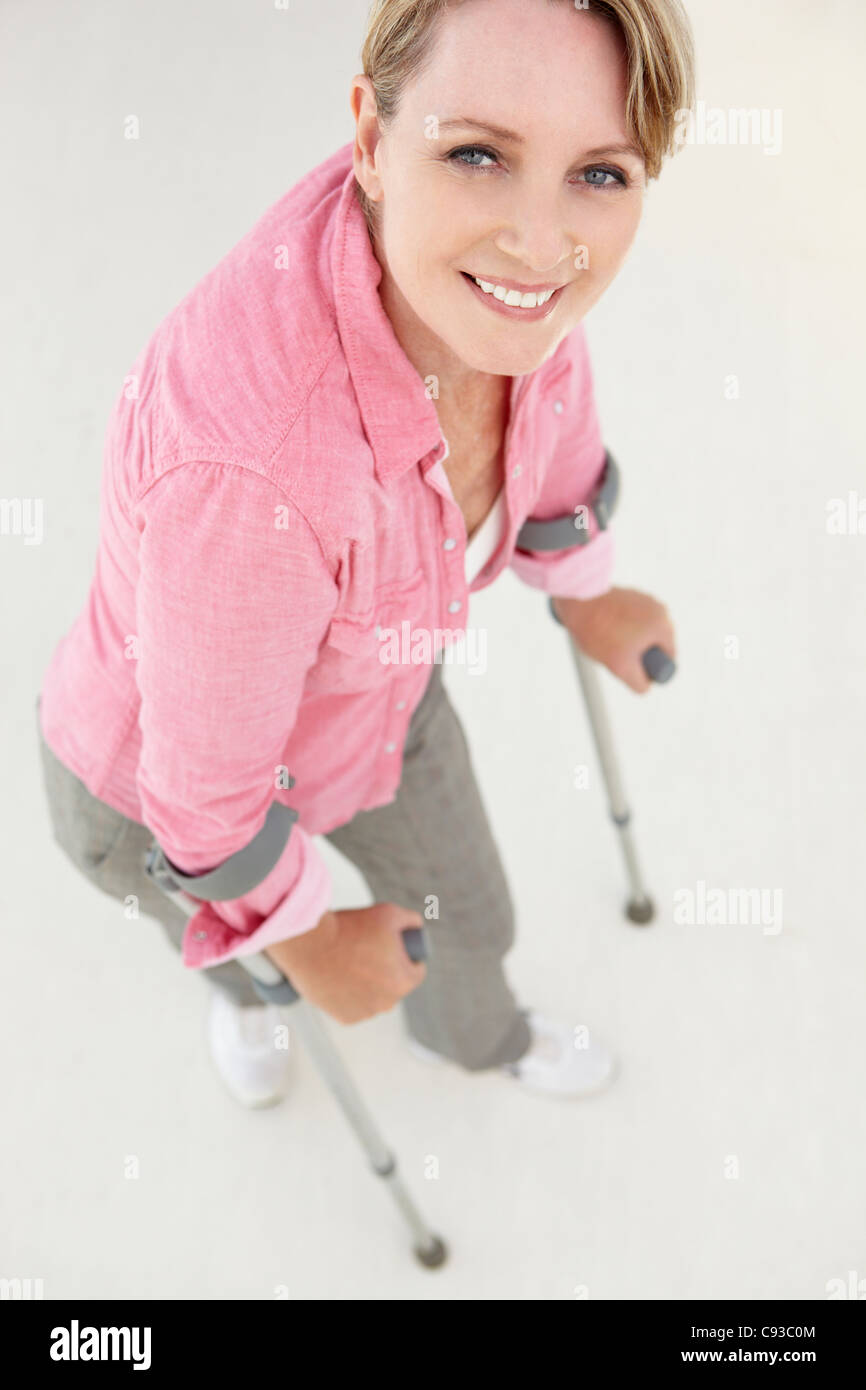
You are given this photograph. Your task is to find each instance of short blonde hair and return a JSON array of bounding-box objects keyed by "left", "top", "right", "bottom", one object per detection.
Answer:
[{"left": 354, "top": 0, "right": 695, "bottom": 231}]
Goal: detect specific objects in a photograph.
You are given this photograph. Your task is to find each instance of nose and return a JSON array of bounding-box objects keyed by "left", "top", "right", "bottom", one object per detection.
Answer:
[{"left": 491, "top": 182, "right": 576, "bottom": 279}]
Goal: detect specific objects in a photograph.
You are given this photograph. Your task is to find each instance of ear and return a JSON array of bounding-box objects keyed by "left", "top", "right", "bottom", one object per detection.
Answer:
[{"left": 349, "top": 74, "right": 384, "bottom": 206}]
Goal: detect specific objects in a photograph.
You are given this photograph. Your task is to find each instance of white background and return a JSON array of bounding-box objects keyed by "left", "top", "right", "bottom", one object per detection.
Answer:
[{"left": 2, "top": 0, "right": 864, "bottom": 1299}]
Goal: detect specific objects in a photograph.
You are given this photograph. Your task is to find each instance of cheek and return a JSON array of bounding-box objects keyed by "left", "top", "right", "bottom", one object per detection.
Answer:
[
  {"left": 583, "top": 206, "right": 641, "bottom": 279},
  {"left": 390, "top": 187, "right": 466, "bottom": 276},
  {"left": 413, "top": 171, "right": 497, "bottom": 246}
]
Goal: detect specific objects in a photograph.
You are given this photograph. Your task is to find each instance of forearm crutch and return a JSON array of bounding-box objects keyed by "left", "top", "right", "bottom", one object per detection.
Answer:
[
  {"left": 547, "top": 594, "right": 676, "bottom": 925},
  {"left": 144, "top": 845, "right": 448, "bottom": 1268}
]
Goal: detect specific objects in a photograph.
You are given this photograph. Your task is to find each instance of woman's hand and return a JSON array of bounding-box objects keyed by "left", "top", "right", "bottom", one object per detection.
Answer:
[
  {"left": 263, "top": 902, "right": 427, "bottom": 1024},
  {"left": 552, "top": 587, "right": 676, "bottom": 693}
]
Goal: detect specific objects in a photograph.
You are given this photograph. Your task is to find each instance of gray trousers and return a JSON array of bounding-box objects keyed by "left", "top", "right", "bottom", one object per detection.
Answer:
[{"left": 35, "top": 664, "right": 531, "bottom": 1071}]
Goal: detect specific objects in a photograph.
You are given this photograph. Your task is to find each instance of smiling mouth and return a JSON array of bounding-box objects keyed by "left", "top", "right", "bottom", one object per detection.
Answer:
[{"left": 459, "top": 270, "right": 565, "bottom": 310}]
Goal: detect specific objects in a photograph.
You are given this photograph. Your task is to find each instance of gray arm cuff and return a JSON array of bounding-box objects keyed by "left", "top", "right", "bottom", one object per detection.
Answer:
[
  {"left": 515, "top": 448, "right": 619, "bottom": 552},
  {"left": 148, "top": 800, "right": 298, "bottom": 901}
]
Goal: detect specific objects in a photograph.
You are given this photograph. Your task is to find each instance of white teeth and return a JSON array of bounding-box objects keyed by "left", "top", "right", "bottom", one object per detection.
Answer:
[{"left": 473, "top": 276, "right": 555, "bottom": 308}]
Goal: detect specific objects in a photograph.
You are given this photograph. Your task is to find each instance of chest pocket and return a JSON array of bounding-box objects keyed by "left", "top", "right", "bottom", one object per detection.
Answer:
[{"left": 310, "top": 566, "right": 429, "bottom": 694}]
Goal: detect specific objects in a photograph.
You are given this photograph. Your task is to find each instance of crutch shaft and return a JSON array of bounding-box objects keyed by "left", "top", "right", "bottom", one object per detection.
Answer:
[
  {"left": 143, "top": 852, "right": 447, "bottom": 1266},
  {"left": 547, "top": 595, "right": 675, "bottom": 924},
  {"left": 567, "top": 635, "right": 653, "bottom": 914}
]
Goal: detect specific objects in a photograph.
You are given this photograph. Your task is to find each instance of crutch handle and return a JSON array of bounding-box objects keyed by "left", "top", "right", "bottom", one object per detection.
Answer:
[
  {"left": 641, "top": 645, "right": 676, "bottom": 683},
  {"left": 401, "top": 925, "right": 429, "bottom": 963}
]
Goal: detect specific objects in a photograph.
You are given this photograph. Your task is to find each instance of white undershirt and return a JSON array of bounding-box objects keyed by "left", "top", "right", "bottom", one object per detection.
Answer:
[{"left": 464, "top": 485, "right": 507, "bottom": 584}]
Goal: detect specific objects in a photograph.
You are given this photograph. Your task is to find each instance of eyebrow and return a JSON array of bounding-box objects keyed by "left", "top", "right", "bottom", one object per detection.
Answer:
[{"left": 435, "top": 116, "right": 645, "bottom": 164}]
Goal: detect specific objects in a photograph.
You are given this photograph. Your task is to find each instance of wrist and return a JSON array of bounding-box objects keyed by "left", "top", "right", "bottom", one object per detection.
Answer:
[
  {"left": 551, "top": 593, "right": 592, "bottom": 629},
  {"left": 265, "top": 908, "right": 337, "bottom": 969}
]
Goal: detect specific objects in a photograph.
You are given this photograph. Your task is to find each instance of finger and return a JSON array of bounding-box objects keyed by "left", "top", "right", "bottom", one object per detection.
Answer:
[
  {"left": 614, "top": 662, "right": 649, "bottom": 693},
  {"left": 631, "top": 660, "right": 653, "bottom": 693}
]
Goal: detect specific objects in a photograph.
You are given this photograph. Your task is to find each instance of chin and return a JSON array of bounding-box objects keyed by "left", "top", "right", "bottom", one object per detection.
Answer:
[{"left": 453, "top": 336, "right": 559, "bottom": 377}]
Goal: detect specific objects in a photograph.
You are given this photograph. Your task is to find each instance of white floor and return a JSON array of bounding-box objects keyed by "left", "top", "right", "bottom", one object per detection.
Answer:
[{"left": 3, "top": 1, "right": 864, "bottom": 1300}]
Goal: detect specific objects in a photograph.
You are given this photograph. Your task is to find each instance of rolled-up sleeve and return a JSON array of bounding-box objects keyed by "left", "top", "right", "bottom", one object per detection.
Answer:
[
  {"left": 133, "top": 461, "right": 338, "bottom": 970},
  {"left": 509, "top": 325, "right": 615, "bottom": 600}
]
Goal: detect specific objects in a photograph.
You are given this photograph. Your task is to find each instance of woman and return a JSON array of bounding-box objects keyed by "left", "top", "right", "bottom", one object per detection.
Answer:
[{"left": 36, "top": 0, "right": 690, "bottom": 1107}]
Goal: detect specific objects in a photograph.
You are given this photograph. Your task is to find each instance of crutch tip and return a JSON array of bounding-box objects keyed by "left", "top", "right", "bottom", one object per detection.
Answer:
[
  {"left": 413, "top": 1235, "right": 449, "bottom": 1268},
  {"left": 625, "top": 896, "right": 655, "bottom": 925}
]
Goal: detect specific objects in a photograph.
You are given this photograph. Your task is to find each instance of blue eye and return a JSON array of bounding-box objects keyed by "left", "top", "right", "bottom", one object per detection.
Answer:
[
  {"left": 580, "top": 166, "right": 627, "bottom": 188},
  {"left": 447, "top": 145, "right": 498, "bottom": 169}
]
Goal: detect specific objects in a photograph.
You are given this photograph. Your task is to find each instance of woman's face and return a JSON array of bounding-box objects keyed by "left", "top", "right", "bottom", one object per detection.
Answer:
[{"left": 352, "top": 0, "right": 646, "bottom": 381}]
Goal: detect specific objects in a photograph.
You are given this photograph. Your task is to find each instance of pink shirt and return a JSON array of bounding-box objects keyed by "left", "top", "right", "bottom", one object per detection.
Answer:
[{"left": 38, "top": 140, "right": 615, "bottom": 973}]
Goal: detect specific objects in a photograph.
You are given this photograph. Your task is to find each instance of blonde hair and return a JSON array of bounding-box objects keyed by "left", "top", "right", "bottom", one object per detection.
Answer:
[{"left": 354, "top": 0, "right": 695, "bottom": 231}]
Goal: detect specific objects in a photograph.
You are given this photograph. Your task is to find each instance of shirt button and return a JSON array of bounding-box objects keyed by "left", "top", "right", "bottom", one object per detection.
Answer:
[
  {"left": 553, "top": 399, "right": 564, "bottom": 414},
  {"left": 447, "top": 599, "right": 461, "bottom": 613},
  {"left": 443, "top": 537, "right": 456, "bottom": 550},
  {"left": 396, "top": 699, "right": 406, "bottom": 710},
  {"left": 384, "top": 741, "right": 397, "bottom": 753},
  {"left": 512, "top": 464, "right": 522, "bottom": 478},
  {"left": 193, "top": 930, "right": 208, "bottom": 941}
]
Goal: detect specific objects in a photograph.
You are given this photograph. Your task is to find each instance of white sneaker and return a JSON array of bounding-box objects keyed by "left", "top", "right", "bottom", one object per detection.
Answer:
[
  {"left": 206, "top": 990, "right": 294, "bottom": 1108},
  {"left": 406, "top": 1008, "right": 617, "bottom": 1099}
]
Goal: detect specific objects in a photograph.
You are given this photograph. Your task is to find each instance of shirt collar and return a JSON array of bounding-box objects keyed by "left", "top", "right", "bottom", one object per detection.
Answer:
[
  {"left": 330, "top": 155, "right": 440, "bottom": 485},
  {"left": 329, "top": 146, "right": 559, "bottom": 486}
]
